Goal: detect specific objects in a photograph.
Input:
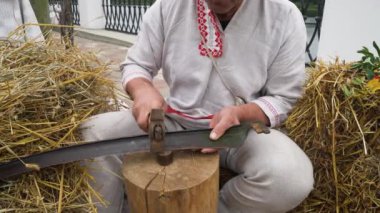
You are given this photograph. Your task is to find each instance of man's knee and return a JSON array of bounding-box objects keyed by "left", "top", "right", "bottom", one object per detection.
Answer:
[
  {"left": 267, "top": 156, "right": 313, "bottom": 209},
  {"left": 222, "top": 129, "right": 314, "bottom": 212},
  {"left": 241, "top": 150, "right": 314, "bottom": 212},
  {"left": 81, "top": 110, "right": 143, "bottom": 141}
]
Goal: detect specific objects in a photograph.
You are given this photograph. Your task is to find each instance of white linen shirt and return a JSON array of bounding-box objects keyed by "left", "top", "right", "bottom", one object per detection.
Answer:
[{"left": 121, "top": 0, "right": 307, "bottom": 127}]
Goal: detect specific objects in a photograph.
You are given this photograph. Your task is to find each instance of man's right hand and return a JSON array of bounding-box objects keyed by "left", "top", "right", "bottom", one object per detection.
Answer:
[{"left": 126, "top": 78, "right": 167, "bottom": 132}]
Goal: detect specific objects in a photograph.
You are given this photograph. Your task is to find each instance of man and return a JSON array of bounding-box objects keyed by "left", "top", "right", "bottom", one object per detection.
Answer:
[{"left": 82, "top": 0, "right": 314, "bottom": 212}]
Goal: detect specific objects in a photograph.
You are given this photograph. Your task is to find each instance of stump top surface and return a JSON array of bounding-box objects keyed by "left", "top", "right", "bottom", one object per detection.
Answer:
[{"left": 123, "top": 151, "right": 219, "bottom": 191}]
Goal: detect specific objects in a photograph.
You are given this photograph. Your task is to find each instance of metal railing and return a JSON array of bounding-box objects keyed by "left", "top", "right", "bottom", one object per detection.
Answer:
[
  {"left": 71, "top": 0, "right": 80, "bottom": 25},
  {"left": 48, "top": 0, "right": 80, "bottom": 25},
  {"left": 291, "top": 0, "right": 325, "bottom": 62},
  {"left": 102, "top": 0, "right": 155, "bottom": 35}
]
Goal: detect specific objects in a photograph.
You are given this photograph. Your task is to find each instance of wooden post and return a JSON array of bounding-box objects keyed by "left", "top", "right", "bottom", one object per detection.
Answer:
[{"left": 123, "top": 151, "right": 219, "bottom": 213}]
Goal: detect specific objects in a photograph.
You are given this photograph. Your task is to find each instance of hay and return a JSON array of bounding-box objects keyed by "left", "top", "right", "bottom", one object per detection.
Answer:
[
  {"left": 0, "top": 38, "right": 120, "bottom": 212},
  {"left": 286, "top": 60, "right": 380, "bottom": 212}
]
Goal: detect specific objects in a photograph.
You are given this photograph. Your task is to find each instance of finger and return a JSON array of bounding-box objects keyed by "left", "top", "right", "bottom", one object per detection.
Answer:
[
  {"left": 201, "top": 148, "right": 218, "bottom": 153},
  {"left": 131, "top": 104, "right": 139, "bottom": 120},
  {"left": 137, "top": 111, "right": 150, "bottom": 132},
  {"left": 132, "top": 106, "right": 147, "bottom": 131},
  {"left": 151, "top": 99, "right": 166, "bottom": 110},
  {"left": 209, "top": 113, "right": 219, "bottom": 128},
  {"left": 161, "top": 101, "right": 168, "bottom": 112},
  {"left": 210, "top": 120, "right": 231, "bottom": 140}
]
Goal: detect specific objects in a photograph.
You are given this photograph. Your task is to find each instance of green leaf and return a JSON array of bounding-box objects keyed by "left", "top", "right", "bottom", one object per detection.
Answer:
[
  {"left": 352, "top": 77, "right": 365, "bottom": 85},
  {"left": 341, "top": 85, "right": 352, "bottom": 97},
  {"left": 354, "top": 43, "right": 380, "bottom": 79},
  {"left": 366, "top": 69, "right": 375, "bottom": 80},
  {"left": 358, "top": 48, "right": 371, "bottom": 56},
  {"left": 363, "top": 57, "right": 373, "bottom": 65},
  {"left": 352, "top": 62, "right": 361, "bottom": 69},
  {"left": 373, "top": 41, "right": 380, "bottom": 58}
]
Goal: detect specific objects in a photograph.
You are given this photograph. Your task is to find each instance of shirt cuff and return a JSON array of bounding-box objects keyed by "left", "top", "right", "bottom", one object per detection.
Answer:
[
  {"left": 121, "top": 64, "right": 153, "bottom": 90},
  {"left": 252, "top": 97, "right": 282, "bottom": 128}
]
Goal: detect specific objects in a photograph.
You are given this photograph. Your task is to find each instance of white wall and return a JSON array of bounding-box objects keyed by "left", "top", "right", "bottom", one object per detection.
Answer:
[
  {"left": 78, "top": 0, "right": 105, "bottom": 29},
  {"left": 318, "top": 0, "right": 380, "bottom": 62}
]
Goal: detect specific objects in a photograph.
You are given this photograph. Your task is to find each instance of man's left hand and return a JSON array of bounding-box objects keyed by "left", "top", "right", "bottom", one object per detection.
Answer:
[
  {"left": 201, "top": 106, "right": 242, "bottom": 153},
  {"left": 201, "top": 103, "right": 270, "bottom": 154}
]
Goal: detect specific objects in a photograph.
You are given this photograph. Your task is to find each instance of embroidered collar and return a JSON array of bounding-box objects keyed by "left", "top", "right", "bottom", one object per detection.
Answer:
[{"left": 196, "top": 0, "right": 223, "bottom": 58}]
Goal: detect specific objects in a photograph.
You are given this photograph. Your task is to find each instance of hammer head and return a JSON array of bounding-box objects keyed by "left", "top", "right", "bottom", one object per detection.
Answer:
[{"left": 149, "top": 109, "right": 173, "bottom": 166}]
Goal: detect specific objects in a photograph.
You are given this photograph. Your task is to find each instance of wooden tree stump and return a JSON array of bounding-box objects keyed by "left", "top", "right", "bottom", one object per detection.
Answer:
[{"left": 123, "top": 151, "right": 219, "bottom": 213}]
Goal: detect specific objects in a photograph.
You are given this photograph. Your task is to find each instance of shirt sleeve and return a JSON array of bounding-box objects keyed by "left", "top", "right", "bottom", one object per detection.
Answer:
[
  {"left": 252, "top": 5, "right": 307, "bottom": 127},
  {"left": 120, "top": 0, "right": 164, "bottom": 89}
]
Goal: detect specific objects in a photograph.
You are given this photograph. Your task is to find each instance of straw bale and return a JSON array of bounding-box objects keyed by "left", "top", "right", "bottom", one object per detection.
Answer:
[
  {"left": 286, "top": 61, "right": 380, "bottom": 212},
  {"left": 0, "top": 38, "right": 121, "bottom": 212}
]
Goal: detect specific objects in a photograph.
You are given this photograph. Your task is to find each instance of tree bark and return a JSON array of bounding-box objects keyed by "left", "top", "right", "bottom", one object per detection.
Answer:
[
  {"left": 123, "top": 151, "right": 219, "bottom": 213},
  {"left": 60, "top": 0, "right": 74, "bottom": 48},
  {"left": 29, "top": 0, "right": 50, "bottom": 37}
]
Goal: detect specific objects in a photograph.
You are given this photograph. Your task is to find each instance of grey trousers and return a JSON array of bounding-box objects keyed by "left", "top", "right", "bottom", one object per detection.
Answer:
[{"left": 81, "top": 110, "right": 314, "bottom": 213}]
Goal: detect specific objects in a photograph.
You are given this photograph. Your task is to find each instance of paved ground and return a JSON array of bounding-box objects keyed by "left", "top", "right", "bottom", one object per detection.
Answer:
[
  {"left": 75, "top": 36, "right": 128, "bottom": 91},
  {"left": 74, "top": 35, "right": 169, "bottom": 107}
]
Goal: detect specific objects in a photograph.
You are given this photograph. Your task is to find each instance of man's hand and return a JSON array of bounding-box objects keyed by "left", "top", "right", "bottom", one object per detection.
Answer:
[
  {"left": 126, "top": 78, "right": 166, "bottom": 132},
  {"left": 209, "top": 106, "right": 241, "bottom": 140},
  {"left": 201, "top": 106, "right": 241, "bottom": 153},
  {"left": 202, "top": 103, "right": 270, "bottom": 153}
]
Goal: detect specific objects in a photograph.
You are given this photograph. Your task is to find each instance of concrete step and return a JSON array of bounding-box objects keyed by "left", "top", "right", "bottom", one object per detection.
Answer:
[{"left": 74, "top": 27, "right": 136, "bottom": 47}]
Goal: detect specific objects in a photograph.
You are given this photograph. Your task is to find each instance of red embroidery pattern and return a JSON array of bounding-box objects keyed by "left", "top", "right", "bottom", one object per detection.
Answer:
[
  {"left": 258, "top": 97, "right": 280, "bottom": 126},
  {"left": 197, "top": 0, "right": 223, "bottom": 57}
]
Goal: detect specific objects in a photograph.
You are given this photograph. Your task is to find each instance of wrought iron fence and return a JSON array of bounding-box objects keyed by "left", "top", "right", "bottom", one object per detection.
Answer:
[
  {"left": 291, "top": 0, "right": 325, "bottom": 62},
  {"left": 48, "top": 0, "right": 80, "bottom": 25},
  {"left": 71, "top": 0, "right": 80, "bottom": 25},
  {"left": 102, "top": 0, "right": 155, "bottom": 35}
]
